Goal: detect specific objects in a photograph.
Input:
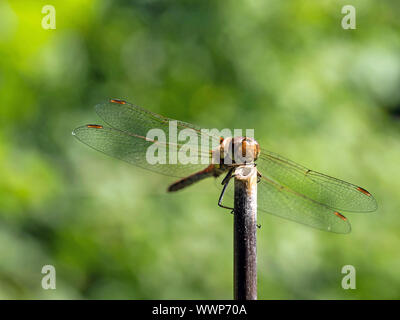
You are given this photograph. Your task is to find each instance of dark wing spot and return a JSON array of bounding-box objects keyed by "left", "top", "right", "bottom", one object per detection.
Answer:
[
  {"left": 110, "top": 99, "right": 127, "bottom": 105},
  {"left": 334, "top": 211, "right": 347, "bottom": 221},
  {"left": 356, "top": 186, "right": 371, "bottom": 196}
]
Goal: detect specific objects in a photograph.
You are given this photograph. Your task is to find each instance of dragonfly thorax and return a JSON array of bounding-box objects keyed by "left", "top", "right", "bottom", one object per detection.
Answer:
[{"left": 215, "top": 136, "right": 260, "bottom": 165}]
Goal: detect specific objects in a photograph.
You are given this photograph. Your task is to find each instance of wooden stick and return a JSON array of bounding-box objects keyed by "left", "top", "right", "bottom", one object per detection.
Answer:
[{"left": 233, "top": 165, "right": 258, "bottom": 300}]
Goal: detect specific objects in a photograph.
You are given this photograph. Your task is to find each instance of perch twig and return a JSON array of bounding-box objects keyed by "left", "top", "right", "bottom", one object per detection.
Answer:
[{"left": 233, "top": 165, "right": 258, "bottom": 300}]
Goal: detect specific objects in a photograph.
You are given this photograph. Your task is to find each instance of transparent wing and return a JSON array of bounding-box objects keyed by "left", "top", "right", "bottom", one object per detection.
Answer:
[
  {"left": 257, "top": 149, "right": 377, "bottom": 212},
  {"left": 257, "top": 176, "right": 351, "bottom": 233},
  {"left": 215, "top": 171, "right": 351, "bottom": 233},
  {"left": 72, "top": 125, "right": 212, "bottom": 178},
  {"left": 95, "top": 99, "right": 222, "bottom": 147}
]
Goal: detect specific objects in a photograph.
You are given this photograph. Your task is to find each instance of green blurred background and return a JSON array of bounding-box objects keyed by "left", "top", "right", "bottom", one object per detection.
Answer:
[{"left": 0, "top": 0, "right": 399, "bottom": 299}]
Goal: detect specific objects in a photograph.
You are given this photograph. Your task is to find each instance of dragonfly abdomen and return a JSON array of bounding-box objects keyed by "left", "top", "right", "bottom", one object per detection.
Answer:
[{"left": 168, "top": 165, "right": 223, "bottom": 192}]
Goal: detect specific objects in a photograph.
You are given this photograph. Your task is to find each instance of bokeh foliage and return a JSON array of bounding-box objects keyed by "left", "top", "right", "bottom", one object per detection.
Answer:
[{"left": 0, "top": 0, "right": 399, "bottom": 299}]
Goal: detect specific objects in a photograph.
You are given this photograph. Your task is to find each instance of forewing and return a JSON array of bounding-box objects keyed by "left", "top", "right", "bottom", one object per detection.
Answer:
[
  {"left": 72, "top": 125, "right": 211, "bottom": 178},
  {"left": 95, "top": 100, "right": 222, "bottom": 147},
  {"left": 258, "top": 176, "right": 351, "bottom": 233},
  {"left": 257, "top": 150, "right": 377, "bottom": 212}
]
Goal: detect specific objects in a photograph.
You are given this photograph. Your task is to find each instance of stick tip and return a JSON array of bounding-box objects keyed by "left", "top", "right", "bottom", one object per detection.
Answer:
[{"left": 234, "top": 166, "right": 257, "bottom": 179}]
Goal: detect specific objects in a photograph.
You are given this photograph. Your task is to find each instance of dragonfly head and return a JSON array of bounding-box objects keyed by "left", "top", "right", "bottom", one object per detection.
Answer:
[{"left": 218, "top": 136, "right": 260, "bottom": 165}]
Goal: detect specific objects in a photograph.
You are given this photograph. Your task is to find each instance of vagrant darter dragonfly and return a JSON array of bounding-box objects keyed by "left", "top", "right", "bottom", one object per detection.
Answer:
[{"left": 72, "top": 99, "right": 377, "bottom": 233}]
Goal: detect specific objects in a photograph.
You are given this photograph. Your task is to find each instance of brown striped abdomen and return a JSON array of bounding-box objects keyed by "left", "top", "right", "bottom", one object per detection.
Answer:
[{"left": 168, "top": 165, "right": 221, "bottom": 192}]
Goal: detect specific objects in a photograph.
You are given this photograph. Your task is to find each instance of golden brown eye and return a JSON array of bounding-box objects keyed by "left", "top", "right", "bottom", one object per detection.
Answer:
[{"left": 241, "top": 139, "right": 248, "bottom": 158}]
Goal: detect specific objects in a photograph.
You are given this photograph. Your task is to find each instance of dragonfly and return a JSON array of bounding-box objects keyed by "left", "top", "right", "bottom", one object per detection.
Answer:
[{"left": 72, "top": 99, "right": 377, "bottom": 234}]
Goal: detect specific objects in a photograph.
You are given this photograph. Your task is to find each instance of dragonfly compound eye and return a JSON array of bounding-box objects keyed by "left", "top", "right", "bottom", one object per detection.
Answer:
[
  {"left": 230, "top": 137, "right": 260, "bottom": 164},
  {"left": 243, "top": 137, "right": 260, "bottom": 161}
]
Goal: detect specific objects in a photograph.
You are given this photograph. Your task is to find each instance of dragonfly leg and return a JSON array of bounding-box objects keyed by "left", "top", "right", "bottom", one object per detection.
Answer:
[
  {"left": 256, "top": 170, "right": 262, "bottom": 183},
  {"left": 218, "top": 168, "right": 235, "bottom": 211},
  {"left": 221, "top": 167, "right": 234, "bottom": 185}
]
